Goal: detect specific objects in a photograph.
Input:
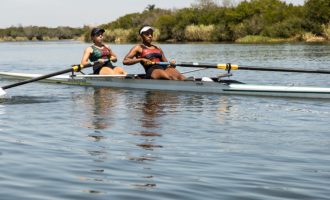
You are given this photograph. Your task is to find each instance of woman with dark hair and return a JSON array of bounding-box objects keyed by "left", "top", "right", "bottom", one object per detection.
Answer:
[
  {"left": 123, "top": 25, "right": 185, "bottom": 80},
  {"left": 81, "top": 28, "right": 127, "bottom": 75}
]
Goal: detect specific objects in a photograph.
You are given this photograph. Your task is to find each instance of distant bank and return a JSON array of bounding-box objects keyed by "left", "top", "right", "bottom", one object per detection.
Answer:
[{"left": 1, "top": 0, "right": 329, "bottom": 43}]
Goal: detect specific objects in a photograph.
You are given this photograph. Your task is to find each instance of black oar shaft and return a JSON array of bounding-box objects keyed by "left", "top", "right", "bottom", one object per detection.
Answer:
[
  {"left": 156, "top": 62, "right": 330, "bottom": 74},
  {"left": 2, "top": 68, "right": 72, "bottom": 90},
  {"left": 1, "top": 61, "right": 102, "bottom": 90},
  {"left": 239, "top": 66, "right": 330, "bottom": 74}
]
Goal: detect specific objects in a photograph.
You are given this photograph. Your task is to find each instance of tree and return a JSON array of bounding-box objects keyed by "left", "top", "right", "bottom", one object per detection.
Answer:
[
  {"left": 146, "top": 4, "right": 156, "bottom": 11},
  {"left": 192, "top": 0, "right": 219, "bottom": 9},
  {"left": 304, "top": 0, "right": 330, "bottom": 34},
  {"left": 305, "top": 0, "right": 330, "bottom": 24}
]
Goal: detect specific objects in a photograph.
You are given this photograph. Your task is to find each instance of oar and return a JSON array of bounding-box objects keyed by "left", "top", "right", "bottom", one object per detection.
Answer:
[
  {"left": 156, "top": 62, "right": 330, "bottom": 74},
  {"left": 0, "top": 60, "right": 105, "bottom": 96}
]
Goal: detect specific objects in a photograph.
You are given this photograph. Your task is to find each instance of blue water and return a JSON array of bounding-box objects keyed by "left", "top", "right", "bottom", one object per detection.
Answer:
[{"left": 0, "top": 41, "right": 330, "bottom": 200}]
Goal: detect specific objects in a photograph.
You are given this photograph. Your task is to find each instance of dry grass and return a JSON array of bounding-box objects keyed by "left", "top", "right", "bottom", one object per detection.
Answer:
[
  {"left": 322, "top": 23, "right": 330, "bottom": 39},
  {"left": 302, "top": 32, "right": 326, "bottom": 42},
  {"left": 103, "top": 28, "right": 160, "bottom": 43},
  {"left": 184, "top": 24, "right": 215, "bottom": 41},
  {"left": 103, "top": 28, "right": 131, "bottom": 43},
  {"left": 236, "top": 35, "right": 302, "bottom": 43}
]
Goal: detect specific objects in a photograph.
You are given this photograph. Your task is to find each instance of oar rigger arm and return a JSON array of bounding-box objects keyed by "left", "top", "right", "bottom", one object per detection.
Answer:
[{"left": 70, "top": 59, "right": 109, "bottom": 76}]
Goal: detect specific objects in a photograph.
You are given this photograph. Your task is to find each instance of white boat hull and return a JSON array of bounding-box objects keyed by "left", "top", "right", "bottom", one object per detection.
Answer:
[{"left": 1, "top": 72, "right": 330, "bottom": 99}]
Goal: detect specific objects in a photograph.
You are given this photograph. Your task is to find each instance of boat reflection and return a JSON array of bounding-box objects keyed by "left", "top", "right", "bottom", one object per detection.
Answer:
[
  {"left": 75, "top": 89, "right": 233, "bottom": 191},
  {"left": 76, "top": 88, "right": 120, "bottom": 131},
  {"left": 140, "top": 90, "right": 179, "bottom": 128},
  {"left": 216, "top": 96, "right": 232, "bottom": 123},
  {"left": 90, "top": 88, "right": 119, "bottom": 130},
  {"left": 127, "top": 91, "right": 182, "bottom": 189}
]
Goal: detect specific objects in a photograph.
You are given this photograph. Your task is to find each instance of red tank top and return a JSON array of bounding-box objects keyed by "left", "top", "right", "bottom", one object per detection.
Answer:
[{"left": 140, "top": 45, "right": 162, "bottom": 62}]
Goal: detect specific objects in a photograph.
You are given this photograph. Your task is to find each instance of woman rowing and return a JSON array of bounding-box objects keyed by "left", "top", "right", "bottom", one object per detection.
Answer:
[
  {"left": 123, "top": 25, "right": 185, "bottom": 80},
  {"left": 81, "top": 28, "right": 127, "bottom": 75}
]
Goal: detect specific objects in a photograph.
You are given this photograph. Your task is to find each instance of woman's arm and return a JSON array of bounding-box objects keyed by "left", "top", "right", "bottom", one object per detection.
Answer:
[
  {"left": 104, "top": 44, "right": 117, "bottom": 62},
  {"left": 159, "top": 47, "right": 168, "bottom": 62},
  {"left": 123, "top": 45, "right": 141, "bottom": 65},
  {"left": 159, "top": 47, "right": 176, "bottom": 67},
  {"left": 123, "top": 45, "right": 151, "bottom": 65},
  {"left": 80, "top": 47, "right": 92, "bottom": 65}
]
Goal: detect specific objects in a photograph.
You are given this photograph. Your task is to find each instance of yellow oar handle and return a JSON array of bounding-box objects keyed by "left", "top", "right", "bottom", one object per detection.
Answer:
[
  {"left": 217, "top": 64, "right": 239, "bottom": 70},
  {"left": 72, "top": 59, "right": 109, "bottom": 72},
  {"left": 72, "top": 64, "right": 84, "bottom": 72}
]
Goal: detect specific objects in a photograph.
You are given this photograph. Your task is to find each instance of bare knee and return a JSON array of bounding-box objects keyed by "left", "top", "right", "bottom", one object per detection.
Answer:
[
  {"left": 151, "top": 70, "right": 171, "bottom": 80},
  {"left": 114, "top": 66, "right": 127, "bottom": 75},
  {"left": 166, "top": 68, "right": 185, "bottom": 80},
  {"left": 99, "top": 67, "right": 114, "bottom": 75}
]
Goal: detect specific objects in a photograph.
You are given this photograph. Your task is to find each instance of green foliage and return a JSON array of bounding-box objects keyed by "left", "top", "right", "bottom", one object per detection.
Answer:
[
  {"left": 103, "top": 28, "right": 131, "bottom": 43},
  {"left": 0, "top": 26, "right": 84, "bottom": 41},
  {"left": 155, "top": 14, "right": 177, "bottom": 41},
  {"left": 236, "top": 35, "right": 273, "bottom": 43},
  {"left": 104, "top": 13, "right": 142, "bottom": 30},
  {"left": 1, "top": 0, "right": 329, "bottom": 42},
  {"left": 304, "top": 0, "right": 330, "bottom": 35},
  {"left": 126, "top": 28, "right": 141, "bottom": 43},
  {"left": 322, "top": 23, "right": 330, "bottom": 39},
  {"left": 211, "top": 24, "right": 233, "bottom": 41},
  {"left": 305, "top": 0, "right": 330, "bottom": 25},
  {"left": 263, "top": 17, "right": 305, "bottom": 38}
]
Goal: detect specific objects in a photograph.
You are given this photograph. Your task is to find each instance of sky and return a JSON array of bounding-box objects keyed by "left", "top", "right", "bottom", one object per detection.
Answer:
[{"left": 0, "top": 0, "right": 306, "bottom": 28}]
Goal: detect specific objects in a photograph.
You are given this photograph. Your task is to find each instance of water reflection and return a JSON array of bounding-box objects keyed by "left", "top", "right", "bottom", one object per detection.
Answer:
[
  {"left": 139, "top": 91, "right": 167, "bottom": 128},
  {"left": 76, "top": 88, "right": 120, "bottom": 132},
  {"left": 0, "top": 96, "right": 56, "bottom": 104},
  {"left": 214, "top": 96, "right": 233, "bottom": 124},
  {"left": 128, "top": 91, "right": 174, "bottom": 168},
  {"left": 0, "top": 105, "right": 4, "bottom": 131},
  {"left": 90, "top": 88, "right": 118, "bottom": 130},
  {"left": 72, "top": 88, "right": 120, "bottom": 194},
  {"left": 140, "top": 91, "right": 181, "bottom": 127},
  {"left": 127, "top": 91, "right": 183, "bottom": 189},
  {"left": 76, "top": 89, "right": 236, "bottom": 191}
]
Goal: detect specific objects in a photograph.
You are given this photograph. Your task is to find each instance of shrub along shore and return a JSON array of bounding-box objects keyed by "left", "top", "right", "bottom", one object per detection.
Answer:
[{"left": 1, "top": 0, "right": 329, "bottom": 43}]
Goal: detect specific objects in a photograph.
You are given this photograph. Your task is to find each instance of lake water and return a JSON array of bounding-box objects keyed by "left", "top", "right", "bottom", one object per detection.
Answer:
[{"left": 0, "top": 41, "right": 330, "bottom": 200}]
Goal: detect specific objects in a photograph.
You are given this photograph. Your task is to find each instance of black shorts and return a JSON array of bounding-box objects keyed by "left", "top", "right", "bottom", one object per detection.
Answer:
[
  {"left": 145, "top": 65, "right": 167, "bottom": 79},
  {"left": 93, "top": 61, "right": 115, "bottom": 74}
]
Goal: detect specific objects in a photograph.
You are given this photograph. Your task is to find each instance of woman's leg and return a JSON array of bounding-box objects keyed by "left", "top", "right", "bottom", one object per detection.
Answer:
[
  {"left": 165, "top": 68, "right": 186, "bottom": 80},
  {"left": 99, "top": 67, "right": 115, "bottom": 75},
  {"left": 151, "top": 69, "right": 172, "bottom": 80},
  {"left": 99, "top": 66, "right": 127, "bottom": 75},
  {"left": 113, "top": 66, "right": 127, "bottom": 75}
]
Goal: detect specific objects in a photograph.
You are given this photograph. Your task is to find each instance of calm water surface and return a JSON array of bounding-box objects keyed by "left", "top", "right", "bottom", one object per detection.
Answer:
[{"left": 0, "top": 41, "right": 330, "bottom": 200}]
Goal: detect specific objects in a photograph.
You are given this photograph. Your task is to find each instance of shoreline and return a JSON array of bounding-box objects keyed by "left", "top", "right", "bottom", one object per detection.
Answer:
[{"left": 0, "top": 35, "right": 329, "bottom": 44}]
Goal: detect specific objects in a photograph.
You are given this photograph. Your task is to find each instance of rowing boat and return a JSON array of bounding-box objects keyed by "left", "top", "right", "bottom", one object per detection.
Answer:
[{"left": 1, "top": 71, "right": 330, "bottom": 99}]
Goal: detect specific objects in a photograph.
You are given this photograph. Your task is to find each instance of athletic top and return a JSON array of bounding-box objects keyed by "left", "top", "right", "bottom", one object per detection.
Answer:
[
  {"left": 139, "top": 45, "right": 162, "bottom": 63},
  {"left": 89, "top": 45, "right": 110, "bottom": 62},
  {"left": 139, "top": 45, "right": 166, "bottom": 78},
  {"left": 89, "top": 45, "right": 114, "bottom": 74}
]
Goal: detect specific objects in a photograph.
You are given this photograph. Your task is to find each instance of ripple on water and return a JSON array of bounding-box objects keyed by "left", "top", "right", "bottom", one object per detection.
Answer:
[
  {"left": 1, "top": 42, "right": 330, "bottom": 200},
  {"left": 0, "top": 95, "right": 59, "bottom": 105}
]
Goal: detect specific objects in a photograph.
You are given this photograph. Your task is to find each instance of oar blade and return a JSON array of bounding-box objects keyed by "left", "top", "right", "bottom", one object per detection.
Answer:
[{"left": 0, "top": 88, "right": 6, "bottom": 97}]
